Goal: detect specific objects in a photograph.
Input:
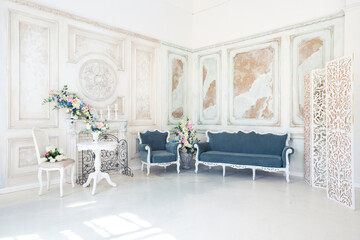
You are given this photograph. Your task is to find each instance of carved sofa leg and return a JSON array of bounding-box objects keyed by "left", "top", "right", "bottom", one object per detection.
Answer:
[
  {"left": 252, "top": 168, "right": 256, "bottom": 181},
  {"left": 147, "top": 165, "right": 150, "bottom": 176},
  {"left": 222, "top": 165, "right": 226, "bottom": 177},
  {"left": 286, "top": 169, "right": 290, "bottom": 183}
]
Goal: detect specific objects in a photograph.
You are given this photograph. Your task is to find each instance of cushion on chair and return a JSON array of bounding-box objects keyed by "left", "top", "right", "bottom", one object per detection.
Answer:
[
  {"left": 139, "top": 131, "right": 168, "bottom": 151},
  {"left": 200, "top": 151, "right": 282, "bottom": 168},
  {"left": 39, "top": 158, "right": 75, "bottom": 168},
  {"left": 151, "top": 151, "right": 176, "bottom": 163}
]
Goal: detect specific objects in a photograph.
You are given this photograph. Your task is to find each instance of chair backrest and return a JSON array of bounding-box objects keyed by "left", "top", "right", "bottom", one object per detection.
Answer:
[
  {"left": 32, "top": 127, "right": 50, "bottom": 164},
  {"left": 138, "top": 130, "right": 169, "bottom": 151}
]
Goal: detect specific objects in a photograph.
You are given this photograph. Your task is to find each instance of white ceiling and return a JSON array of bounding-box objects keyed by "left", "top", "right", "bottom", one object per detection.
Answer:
[{"left": 162, "top": 0, "right": 230, "bottom": 14}]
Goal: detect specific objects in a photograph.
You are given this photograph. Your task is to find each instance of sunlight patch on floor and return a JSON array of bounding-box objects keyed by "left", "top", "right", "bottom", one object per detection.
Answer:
[
  {"left": 83, "top": 212, "right": 175, "bottom": 240},
  {"left": 0, "top": 234, "right": 42, "bottom": 240},
  {"left": 65, "top": 201, "right": 96, "bottom": 208},
  {"left": 59, "top": 230, "right": 83, "bottom": 240}
]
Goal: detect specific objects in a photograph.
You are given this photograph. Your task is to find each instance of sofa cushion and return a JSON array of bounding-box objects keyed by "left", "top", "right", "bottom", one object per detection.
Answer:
[
  {"left": 199, "top": 151, "right": 282, "bottom": 168},
  {"left": 151, "top": 150, "right": 176, "bottom": 163},
  {"left": 139, "top": 131, "right": 168, "bottom": 151},
  {"left": 208, "top": 131, "right": 287, "bottom": 156}
]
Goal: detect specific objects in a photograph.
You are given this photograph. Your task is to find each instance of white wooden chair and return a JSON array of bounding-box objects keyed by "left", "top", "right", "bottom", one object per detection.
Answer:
[{"left": 32, "top": 127, "right": 75, "bottom": 197}]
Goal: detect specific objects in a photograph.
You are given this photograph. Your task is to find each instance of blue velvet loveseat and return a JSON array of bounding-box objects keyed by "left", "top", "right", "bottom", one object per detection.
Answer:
[{"left": 194, "top": 131, "right": 294, "bottom": 182}]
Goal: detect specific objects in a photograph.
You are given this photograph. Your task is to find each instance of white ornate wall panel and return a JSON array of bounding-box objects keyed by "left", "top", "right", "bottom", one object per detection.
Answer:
[
  {"left": 8, "top": 137, "right": 58, "bottom": 178},
  {"left": 168, "top": 52, "right": 188, "bottom": 124},
  {"left": 228, "top": 39, "right": 280, "bottom": 126},
  {"left": 9, "top": 11, "right": 59, "bottom": 128},
  {"left": 199, "top": 52, "right": 221, "bottom": 125},
  {"left": 326, "top": 56, "right": 354, "bottom": 209},
  {"left": 290, "top": 28, "right": 333, "bottom": 127},
  {"left": 131, "top": 43, "right": 156, "bottom": 126},
  {"left": 68, "top": 26, "right": 124, "bottom": 70},
  {"left": 304, "top": 69, "right": 327, "bottom": 188}
]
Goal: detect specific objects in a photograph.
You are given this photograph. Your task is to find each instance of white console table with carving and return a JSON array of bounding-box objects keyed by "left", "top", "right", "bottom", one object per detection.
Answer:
[{"left": 77, "top": 141, "right": 118, "bottom": 195}]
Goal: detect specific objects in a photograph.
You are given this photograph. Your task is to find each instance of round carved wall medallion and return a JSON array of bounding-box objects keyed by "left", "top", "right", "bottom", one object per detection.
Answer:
[{"left": 79, "top": 60, "right": 117, "bottom": 101}]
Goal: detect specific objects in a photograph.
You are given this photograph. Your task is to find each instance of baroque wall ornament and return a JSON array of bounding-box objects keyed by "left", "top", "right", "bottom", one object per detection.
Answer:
[
  {"left": 326, "top": 56, "right": 354, "bottom": 209},
  {"left": 79, "top": 59, "right": 117, "bottom": 101}
]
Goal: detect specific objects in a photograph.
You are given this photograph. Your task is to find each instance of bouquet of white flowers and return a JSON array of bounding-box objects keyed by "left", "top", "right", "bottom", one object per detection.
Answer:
[{"left": 40, "top": 146, "right": 67, "bottom": 163}]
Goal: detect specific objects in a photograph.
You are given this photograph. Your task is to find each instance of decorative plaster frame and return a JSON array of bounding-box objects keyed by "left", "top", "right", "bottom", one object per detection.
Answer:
[
  {"left": 227, "top": 38, "right": 281, "bottom": 126},
  {"left": 8, "top": 136, "right": 58, "bottom": 177},
  {"left": 138, "top": 129, "right": 181, "bottom": 175},
  {"left": 167, "top": 51, "right": 188, "bottom": 125},
  {"left": 9, "top": 10, "right": 59, "bottom": 129},
  {"left": 194, "top": 130, "right": 292, "bottom": 182},
  {"left": 290, "top": 27, "right": 334, "bottom": 127},
  {"left": 198, "top": 51, "right": 221, "bottom": 125},
  {"left": 130, "top": 42, "right": 157, "bottom": 126}
]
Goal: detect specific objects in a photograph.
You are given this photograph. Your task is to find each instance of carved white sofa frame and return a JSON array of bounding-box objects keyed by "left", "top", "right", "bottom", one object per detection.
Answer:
[
  {"left": 138, "top": 129, "right": 181, "bottom": 176},
  {"left": 194, "top": 130, "right": 293, "bottom": 183}
]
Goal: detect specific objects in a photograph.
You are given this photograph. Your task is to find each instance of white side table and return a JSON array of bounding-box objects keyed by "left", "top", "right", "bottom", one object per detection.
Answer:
[{"left": 77, "top": 141, "right": 118, "bottom": 195}]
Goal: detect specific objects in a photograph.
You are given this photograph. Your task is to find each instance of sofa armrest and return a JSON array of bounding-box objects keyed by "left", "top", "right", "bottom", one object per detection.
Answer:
[
  {"left": 282, "top": 146, "right": 294, "bottom": 168},
  {"left": 165, "top": 142, "right": 180, "bottom": 155},
  {"left": 138, "top": 144, "right": 151, "bottom": 152},
  {"left": 194, "top": 142, "right": 211, "bottom": 156}
]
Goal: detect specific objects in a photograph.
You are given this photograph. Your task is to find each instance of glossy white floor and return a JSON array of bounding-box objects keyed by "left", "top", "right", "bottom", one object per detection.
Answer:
[{"left": 0, "top": 166, "right": 359, "bottom": 240}]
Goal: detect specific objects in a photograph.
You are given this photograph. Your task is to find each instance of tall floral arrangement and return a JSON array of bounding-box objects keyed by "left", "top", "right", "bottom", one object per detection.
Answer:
[
  {"left": 43, "top": 85, "right": 93, "bottom": 121},
  {"left": 43, "top": 85, "right": 108, "bottom": 133},
  {"left": 173, "top": 118, "right": 199, "bottom": 154}
]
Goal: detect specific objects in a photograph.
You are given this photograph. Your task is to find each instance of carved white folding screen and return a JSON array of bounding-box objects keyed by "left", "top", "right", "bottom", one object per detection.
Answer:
[
  {"left": 326, "top": 56, "right": 355, "bottom": 209},
  {"left": 304, "top": 69, "right": 327, "bottom": 188}
]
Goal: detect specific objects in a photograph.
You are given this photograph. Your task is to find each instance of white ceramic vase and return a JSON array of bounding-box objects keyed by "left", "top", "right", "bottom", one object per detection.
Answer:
[{"left": 92, "top": 132, "right": 100, "bottom": 143}]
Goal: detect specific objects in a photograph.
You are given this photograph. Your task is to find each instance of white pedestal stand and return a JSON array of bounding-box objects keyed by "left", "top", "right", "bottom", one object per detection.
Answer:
[{"left": 77, "top": 141, "right": 118, "bottom": 195}]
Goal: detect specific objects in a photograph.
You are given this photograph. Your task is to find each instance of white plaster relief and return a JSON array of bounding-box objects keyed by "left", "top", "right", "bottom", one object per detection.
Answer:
[
  {"left": 79, "top": 59, "right": 117, "bottom": 101},
  {"left": 68, "top": 26, "right": 124, "bottom": 70}
]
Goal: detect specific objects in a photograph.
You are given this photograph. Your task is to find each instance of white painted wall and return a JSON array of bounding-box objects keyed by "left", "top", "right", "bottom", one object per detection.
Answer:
[
  {"left": 344, "top": 4, "right": 360, "bottom": 187},
  {"left": 192, "top": 0, "right": 345, "bottom": 48},
  {"left": 0, "top": 0, "right": 8, "bottom": 188},
  {"left": 25, "top": 0, "right": 193, "bottom": 48}
]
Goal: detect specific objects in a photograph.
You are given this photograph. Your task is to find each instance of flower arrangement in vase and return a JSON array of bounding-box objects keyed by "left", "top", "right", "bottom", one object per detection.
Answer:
[
  {"left": 173, "top": 118, "right": 199, "bottom": 169},
  {"left": 86, "top": 120, "right": 110, "bottom": 143},
  {"left": 40, "top": 146, "right": 67, "bottom": 163}
]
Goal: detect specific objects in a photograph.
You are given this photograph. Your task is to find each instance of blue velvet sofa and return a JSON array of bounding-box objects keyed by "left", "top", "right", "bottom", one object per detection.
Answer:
[
  {"left": 138, "top": 130, "right": 181, "bottom": 175},
  {"left": 194, "top": 130, "right": 294, "bottom": 182}
]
